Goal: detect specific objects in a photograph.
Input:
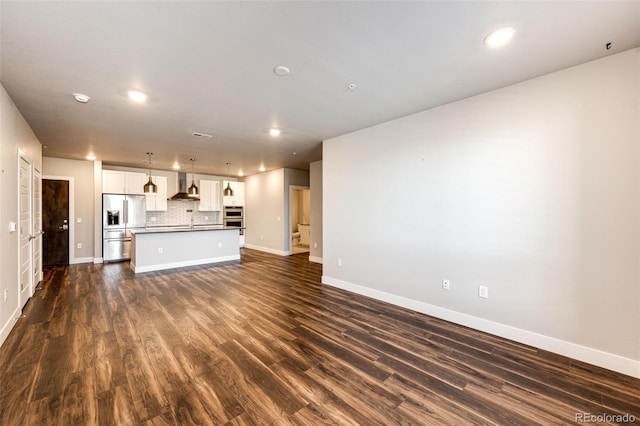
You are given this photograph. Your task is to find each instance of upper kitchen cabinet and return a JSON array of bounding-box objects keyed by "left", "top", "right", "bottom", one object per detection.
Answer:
[
  {"left": 102, "top": 170, "right": 147, "bottom": 194},
  {"left": 145, "top": 176, "right": 168, "bottom": 211},
  {"left": 222, "top": 181, "right": 245, "bottom": 206},
  {"left": 198, "top": 180, "right": 221, "bottom": 211}
]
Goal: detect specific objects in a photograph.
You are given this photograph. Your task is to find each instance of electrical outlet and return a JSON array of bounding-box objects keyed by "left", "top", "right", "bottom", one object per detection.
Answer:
[
  {"left": 218, "top": 242, "right": 222, "bottom": 248},
  {"left": 478, "top": 285, "right": 489, "bottom": 298},
  {"left": 158, "top": 247, "right": 164, "bottom": 254},
  {"left": 77, "top": 217, "right": 82, "bottom": 223},
  {"left": 442, "top": 279, "right": 450, "bottom": 290},
  {"left": 150, "top": 216, "right": 157, "bottom": 222},
  {"left": 77, "top": 243, "right": 82, "bottom": 249},
  {"left": 313, "top": 242, "right": 318, "bottom": 249},
  {"left": 260, "top": 235, "right": 264, "bottom": 241},
  {"left": 3, "top": 289, "right": 7, "bottom": 302},
  {"left": 337, "top": 258, "right": 342, "bottom": 267}
]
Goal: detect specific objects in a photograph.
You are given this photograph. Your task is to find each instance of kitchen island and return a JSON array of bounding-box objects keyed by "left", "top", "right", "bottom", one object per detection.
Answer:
[{"left": 130, "top": 225, "right": 241, "bottom": 273}]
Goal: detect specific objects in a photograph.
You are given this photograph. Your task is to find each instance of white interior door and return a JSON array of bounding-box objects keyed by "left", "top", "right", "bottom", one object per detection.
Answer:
[
  {"left": 33, "top": 168, "right": 42, "bottom": 287},
  {"left": 19, "top": 156, "right": 33, "bottom": 306}
]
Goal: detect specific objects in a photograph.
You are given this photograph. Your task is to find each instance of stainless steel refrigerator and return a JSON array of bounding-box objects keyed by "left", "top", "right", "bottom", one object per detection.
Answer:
[{"left": 103, "top": 194, "right": 146, "bottom": 262}]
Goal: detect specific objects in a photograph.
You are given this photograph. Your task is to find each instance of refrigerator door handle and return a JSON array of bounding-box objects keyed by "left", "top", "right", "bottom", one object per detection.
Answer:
[{"left": 123, "top": 199, "right": 129, "bottom": 225}]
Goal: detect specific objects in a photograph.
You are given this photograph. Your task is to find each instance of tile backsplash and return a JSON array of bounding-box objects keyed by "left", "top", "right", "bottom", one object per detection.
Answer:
[{"left": 146, "top": 200, "right": 221, "bottom": 227}]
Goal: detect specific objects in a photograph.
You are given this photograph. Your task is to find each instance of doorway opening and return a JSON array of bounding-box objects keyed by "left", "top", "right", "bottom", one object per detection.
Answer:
[{"left": 290, "top": 187, "right": 310, "bottom": 255}]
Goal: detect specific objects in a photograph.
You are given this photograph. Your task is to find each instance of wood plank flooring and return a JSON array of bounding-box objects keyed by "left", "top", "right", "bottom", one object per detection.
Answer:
[{"left": 1, "top": 248, "right": 638, "bottom": 425}]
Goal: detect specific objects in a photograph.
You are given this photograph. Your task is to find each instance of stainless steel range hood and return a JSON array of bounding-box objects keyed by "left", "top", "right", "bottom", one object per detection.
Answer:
[{"left": 169, "top": 172, "right": 200, "bottom": 200}]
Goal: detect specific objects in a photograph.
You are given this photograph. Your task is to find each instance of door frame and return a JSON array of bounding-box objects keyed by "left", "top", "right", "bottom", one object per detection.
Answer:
[
  {"left": 33, "top": 167, "right": 42, "bottom": 286},
  {"left": 43, "top": 175, "right": 75, "bottom": 265},
  {"left": 18, "top": 153, "right": 33, "bottom": 306}
]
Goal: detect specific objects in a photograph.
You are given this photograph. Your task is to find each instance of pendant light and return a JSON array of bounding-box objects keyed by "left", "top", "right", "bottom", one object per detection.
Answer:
[
  {"left": 143, "top": 152, "right": 157, "bottom": 194},
  {"left": 188, "top": 158, "right": 199, "bottom": 197},
  {"left": 223, "top": 162, "right": 234, "bottom": 197}
]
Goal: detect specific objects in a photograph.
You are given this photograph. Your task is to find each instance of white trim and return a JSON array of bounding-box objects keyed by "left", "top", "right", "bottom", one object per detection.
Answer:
[
  {"left": 309, "top": 256, "right": 323, "bottom": 264},
  {"left": 131, "top": 254, "right": 240, "bottom": 273},
  {"left": 43, "top": 175, "right": 75, "bottom": 264},
  {"left": 71, "top": 257, "right": 94, "bottom": 265},
  {"left": 244, "top": 243, "right": 289, "bottom": 256},
  {"left": 0, "top": 305, "right": 20, "bottom": 348},
  {"left": 94, "top": 257, "right": 104, "bottom": 264},
  {"left": 33, "top": 167, "right": 42, "bottom": 285},
  {"left": 322, "top": 275, "right": 640, "bottom": 379}
]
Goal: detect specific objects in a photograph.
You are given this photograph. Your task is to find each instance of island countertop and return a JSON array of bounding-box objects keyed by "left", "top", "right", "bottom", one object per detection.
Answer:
[{"left": 131, "top": 225, "right": 244, "bottom": 234}]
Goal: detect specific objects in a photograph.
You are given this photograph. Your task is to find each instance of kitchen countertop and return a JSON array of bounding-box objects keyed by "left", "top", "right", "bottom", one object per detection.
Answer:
[{"left": 131, "top": 225, "right": 244, "bottom": 234}]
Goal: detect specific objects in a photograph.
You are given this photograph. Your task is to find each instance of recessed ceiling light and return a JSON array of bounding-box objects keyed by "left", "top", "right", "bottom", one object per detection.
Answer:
[
  {"left": 128, "top": 90, "right": 147, "bottom": 103},
  {"left": 348, "top": 83, "right": 357, "bottom": 91},
  {"left": 172, "top": 163, "right": 180, "bottom": 170},
  {"left": 483, "top": 27, "right": 516, "bottom": 48},
  {"left": 259, "top": 165, "right": 266, "bottom": 172},
  {"left": 238, "top": 170, "right": 244, "bottom": 177},
  {"left": 274, "top": 65, "right": 290, "bottom": 76},
  {"left": 73, "top": 93, "right": 90, "bottom": 103},
  {"left": 86, "top": 154, "right": 96, "bottom": 161},
  {"left": 269, "top": 128, "right": 281, "bottom": 137}
]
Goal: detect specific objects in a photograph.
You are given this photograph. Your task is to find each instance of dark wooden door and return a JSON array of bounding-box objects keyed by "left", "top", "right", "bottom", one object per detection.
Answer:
[{"left": 43, "top": 179, "right": 69, "bottom": 266}]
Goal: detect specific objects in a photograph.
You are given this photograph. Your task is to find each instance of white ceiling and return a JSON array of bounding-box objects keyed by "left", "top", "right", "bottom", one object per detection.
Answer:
[{"left": 1, "top": 1, "right": 639, "bottom": 177}]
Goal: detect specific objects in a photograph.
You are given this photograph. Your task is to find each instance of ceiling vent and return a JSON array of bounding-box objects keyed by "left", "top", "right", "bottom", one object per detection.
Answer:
[{"left": 192, "top": 131, "right": 212, "bottom": 139}]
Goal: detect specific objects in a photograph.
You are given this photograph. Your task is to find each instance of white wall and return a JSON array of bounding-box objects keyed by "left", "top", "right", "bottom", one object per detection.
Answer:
[
  {"left": 310, "top": 161, "right": 323, "bottom": 263},
  {"left": 245, "top": 169, "right": 286, "bottom": 254},
  {"left": 43, "top": 157, "right": 95, "bottom": 263},
  {"left": 244, "top": 168, "right": 309, "bottom": 255},
  {"left": 0, "top": 84, "right": 42, "bottom": 347},
  {"left": 323, "top": 49, "right": 640, "bottom": 377}
]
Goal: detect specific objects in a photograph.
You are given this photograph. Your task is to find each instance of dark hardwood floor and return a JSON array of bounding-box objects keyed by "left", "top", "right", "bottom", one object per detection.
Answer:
[{"left": 0, "top": 248, "right": 638, "bottom": 425}]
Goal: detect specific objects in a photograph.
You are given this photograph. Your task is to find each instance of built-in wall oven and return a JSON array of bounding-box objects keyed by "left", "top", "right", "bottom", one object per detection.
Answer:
[
  {"left": 224, "top": 206, "right": 244, "bottom": 235},
  {"left": 224, "top": 206, "right": 243, "bottom": 218}
]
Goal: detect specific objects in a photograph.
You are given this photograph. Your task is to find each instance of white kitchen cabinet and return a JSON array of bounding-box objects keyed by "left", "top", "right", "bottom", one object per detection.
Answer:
[
  {"left": 102, "top": 170, "right": 147, "bottom": 194},
  {"left": 222, "top": 181, "right": 245, "bottom": 206},
  {"left": 145, "top": 176, "right": 168, "bottom": 211},
  {"left": 198, "top": 180, "right": 221, "bottom": 211}
]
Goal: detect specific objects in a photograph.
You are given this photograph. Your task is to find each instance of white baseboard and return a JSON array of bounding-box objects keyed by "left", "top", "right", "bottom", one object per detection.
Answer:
[
  {"left": 70, "top": 257, "right": 94, "bottom": 265},
  {"left": 132, "top": 255, "right": 241, "bottom": 273},
  {"left": 93, "top": 257, "right": 104, "bottom": 264},
  {"left": 309, "top": 256, "right": 323, "bottom": 264},
  {"left": 0, "top": 305, "right": 21, "bottom": 348},
  {"left": 244, "top": 244, "right": 289, "bottom": 256},
  {"left": 322, "top": 275, "right": 640, "bottom": 379}
]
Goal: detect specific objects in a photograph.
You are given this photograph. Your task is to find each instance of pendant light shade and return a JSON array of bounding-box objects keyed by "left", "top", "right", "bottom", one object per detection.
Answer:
[
  {"left": 224, "top": 162, "right": 234, "bottom": 197},
  {"left": 188, "top": 158, "right": 199, "bottom": 197},
  {"left": 143, "top": 152, "right": 157, "bottom": 194}
]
